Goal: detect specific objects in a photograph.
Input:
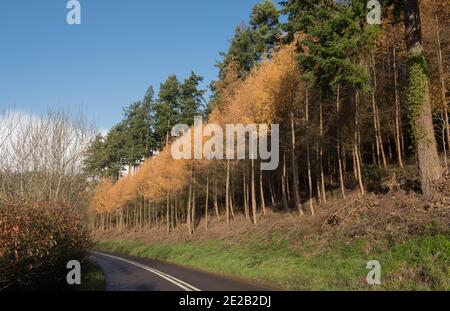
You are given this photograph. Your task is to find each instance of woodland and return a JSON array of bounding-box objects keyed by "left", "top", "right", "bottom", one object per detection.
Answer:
[{"left": 88, "top": 0, "right": 450, "bottom": 236}]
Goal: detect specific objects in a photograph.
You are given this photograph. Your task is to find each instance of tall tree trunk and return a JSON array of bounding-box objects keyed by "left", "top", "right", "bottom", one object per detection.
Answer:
[
  {"left": 171, "top": 195, "right": 175, "bottom": 229},
  {"left": 259, "top": 169, "right": 266, "bottom": 216},
  {"left": 404, "top": 0, "right": 442, "bottom": 197},
  {"left": 192, "top": 169, "right": 196, "bottom": 233},
  {"left": 119, "top": 207, "right": 123, "bottom": 232},
  {"left": 281, "top": 152, "right": 289, "bottom": 210},
  {"left": 134, "top": 203, "right": 138, "bottom": 231},
  {"left": 214, "top": 178, "right": 220, "bottom": 221},
  {"left": 268, "top": 175, "right": 276, "bottom": 207},
  {"left": 305, "top": 91, "right": 315, "bottom": 215},
  {"left": 230, "top": 177, "right": 235, "bottom": 220},
  {"left": 166, "top": 194, "right": 170, "bottom": 233},
  {"left": 433, "top": 0, "right": 449, "bottom": 166},
  {"left": 174, "top": 196, "right": 178, "bottom": 228},
  {"left": 336, "top": 86, "right": 346, "bottom": 198},
  {"left": 187, "top": 162, "right": 193, "bottom": 235},
  {"left": 205, "top": 173, "right": 209, "bottom": 230},
  {"left": 225, "top": 160, "right": 230, "bottom": 225},
  {"left": 319, "top": 100, "right": 327, "bottom": 203},
  {"left": 286, "top": 167, "right": 291, "bottom": 203},
  {"left": 290, "top": 113, "right": 304, "bottom": 216},
  {"left": 442, "top": 111, "right": 448, "bottom": 167},
  {"left": 243, "top": 164, "right": 249, "bottom": 220},
  {"left": 354, "top": 88, "right": 365, "bottom": 195},
  {"left": 126, "top": 205, "right": 129, "bottom": 231},
  {"left": 393, "top": 45, "right": 404, "bottom": 168},
  {"left": 444, "top": 108, "right": 449, "bottom": 168},
  {"left": 371, "top": 53, "right": 388, "bottom": 168},
  {"left": 251, "top": 158, "right": 257, "bottom": 224}
]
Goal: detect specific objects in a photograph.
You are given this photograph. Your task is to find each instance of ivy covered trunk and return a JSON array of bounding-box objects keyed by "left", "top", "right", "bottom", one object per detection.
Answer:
[{"left": 404, "top": 0, "right": 442, "bottom": 197}]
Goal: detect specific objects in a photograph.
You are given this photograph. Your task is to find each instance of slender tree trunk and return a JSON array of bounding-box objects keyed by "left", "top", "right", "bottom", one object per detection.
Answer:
[
  {"left": 230, "top": 178, "right": 235, "bottom": 220},
  {"left": 444, "top": 108, "right": 449, "bottom": 167},
  {"left": 268, "top": 175, "right": 276, "bottom": 207},
  {"left": 371, "top": 53, "right": 388, "bottom": 168},
  {"left": 140, "top": 198, "right": 144, "bottom": 231},
  {"left": 174, "top": 196, "right": 178, "bottom": 228},
  {"left": 180, "top": 199, "right": 184, "bottom": 223},
  {"left": 166, "top": 194, "right": 170, "bottom": 233},
  {"left": 187, "top": 162, "right": 193, "bottom": 235},
  {"left": 225, "top": 160, "right": 230, "bottom": 225},
  {"left": 171, "top": 194, "right": 175, "bottom": 229},
  {"left": 259, "top": 169, "right": 266, "bottom": 216},
  {"left": 433, "top": 0, "right": 449, "bottom": 166},
  {"left": 319, "top": 100, "right": 327, "bottom": 203},
  {"left": 281, "top": 151, "right": 289, "bottom": 210},
  {"left": 286, "top": 166, "right": 291, "bottom": 203},
  {"left": 354, "top": 88, "right": 365, "bottom": 195},
  {"left": 205, "top": 173, "right": 209, "bottom": 229},
  {"left": 251, "top": 158, "right": 257, "bottom": 224},
  {"left": 393, "top": 45, "right": 404, "bottom": 168},
  {"left": 305, "top": 91, "right": 315, "bottom": 215},
  {"left": 120, "top": 208, "right": 124, "bottom": 232},
  {"left": 290, "top": 113, "right": 304, "bottom": 216},
  {"left": 243, "top": 164, "right": 249, "bottom": 219},
  {"left": 133, "top": 203, "right": 137, "bottom": 230},
  {"left": 192, "top": 169, "right": 196, "bottom": 233},
  {"left": 336, "top": 86, "right": 346, "bottom": 198},
  {"left": 352, "top": 150, "right": 358, "bottom": 180},
  {"left": 442, "top": 111, "right": 448, "bottom": 167},
  {"left": 126, "top": 205, "right": 129, "bottom": 231},
  {"left": 214, "top": 178, "right": 220, "bottom": 221}
]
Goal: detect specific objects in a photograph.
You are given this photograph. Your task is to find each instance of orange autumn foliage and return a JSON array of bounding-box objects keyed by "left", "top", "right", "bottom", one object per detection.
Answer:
[{"left": 91, "top": 43, "right": 302, "bottom": 215}]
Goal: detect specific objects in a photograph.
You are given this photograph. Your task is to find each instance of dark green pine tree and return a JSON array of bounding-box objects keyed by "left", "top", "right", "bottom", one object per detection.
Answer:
[
  {"left": 154, "top": 75, "right": 182, "bottom": 149},
  {"left": 179, "top": 72, "right": 205, "bottom": 126},
  {"left": 104, "top": 122, "right": 128, "bottom": 180},
  {"left": 282, "top": 0, "right": 377, "bottom": 95},
  {"left": 141, "top": 85, "right": 157, "bottom": 153},
  {"left": 83, "top": 134, "right": 108, "bottom": 179},
  {"left": 250, "top": 0, "right": 281, "bottom": 58},
  {"left": 280, "top": 0, "right": 323, "bottom": 41},
  {"left": 122, "top": 89, "right": 156, "bottom": 170},
  {"left": 218, "top": 24, "right": 257, "bottom": 77},
  {"left": 217, "top": 0, "right": 280, "bottom": 78},
  {"left": 83, "top": 123, "right": 129, "bottom": 181},
  {"left": 84, "top": 86, "right": 157, "bottom": 179}
]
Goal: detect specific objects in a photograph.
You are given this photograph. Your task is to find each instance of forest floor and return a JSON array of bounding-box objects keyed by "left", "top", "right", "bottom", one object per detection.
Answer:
[{"left": 96, "top": 172, "right": 450, "bottom": 290}]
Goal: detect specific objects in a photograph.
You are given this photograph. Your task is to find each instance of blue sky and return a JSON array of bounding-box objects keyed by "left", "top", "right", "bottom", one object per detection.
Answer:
[{"left": 0, "top": 0, "right": 265, "bottom": 130}]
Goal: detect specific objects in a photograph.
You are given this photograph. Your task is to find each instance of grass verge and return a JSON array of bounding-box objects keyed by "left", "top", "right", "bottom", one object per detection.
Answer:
[
  {"left": 96, "top": 233, "right": 449, "bottom": 291},
  {"left": 76, "top": 260, "right": 105, "bottom": 291}
]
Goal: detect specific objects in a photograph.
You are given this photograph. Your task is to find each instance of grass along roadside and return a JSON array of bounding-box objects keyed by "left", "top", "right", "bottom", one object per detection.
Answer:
[
  {"left": 96, "top": 234, "right": 449, "bottom": 291},
  {"left": 76, "top": 259, "right": 105, "bottom": 291}
]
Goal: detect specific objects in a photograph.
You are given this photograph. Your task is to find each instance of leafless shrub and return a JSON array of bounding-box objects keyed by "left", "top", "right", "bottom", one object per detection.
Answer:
[{"left": 0, "top": 109, "right": 96, "bottom": 206}]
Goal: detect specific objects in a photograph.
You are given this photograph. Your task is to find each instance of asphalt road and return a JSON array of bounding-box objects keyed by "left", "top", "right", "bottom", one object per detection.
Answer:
[{"left": 93, "top": 251, "right": 271, "bottom": 291}]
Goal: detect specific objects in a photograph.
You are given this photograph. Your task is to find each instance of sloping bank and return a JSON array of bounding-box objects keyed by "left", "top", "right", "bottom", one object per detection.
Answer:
[{"left": 96, "top": 233, "right": 449, "bottom": 291}]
